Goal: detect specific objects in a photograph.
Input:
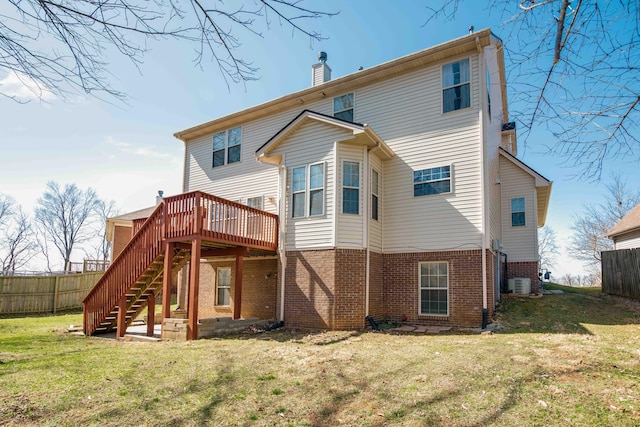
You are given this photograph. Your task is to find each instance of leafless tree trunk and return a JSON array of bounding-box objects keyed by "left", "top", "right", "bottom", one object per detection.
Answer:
[
  {"left": 425, "top": 1, "right": 639, "bottom": 179},
  {"left": 538, "top": 225, "right": 559, "bottom": 270},
  {"left": 86, "top": 199, "right": 119, "bottom": 262},
  {"left": 0, "top": 208, "right": 37, "bottom": 274},
  {"left": 34, "top": 181, "right": 101, "bottom": 271},
  {"left": 1, "top": 0, "right": 336, "bottom": 101}
]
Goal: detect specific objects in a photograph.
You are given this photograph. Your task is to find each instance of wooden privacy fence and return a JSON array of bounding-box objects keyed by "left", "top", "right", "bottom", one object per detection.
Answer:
[
  {"left": 0, "top": 272, "right": 103, "bottom": 315},
  {"left": 601, "top": 249, "right": 640, "bottom": 300}
]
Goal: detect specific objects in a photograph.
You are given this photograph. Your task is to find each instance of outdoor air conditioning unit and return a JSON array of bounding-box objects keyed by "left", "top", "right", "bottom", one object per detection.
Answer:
[{"left": 507, "top": 278, "right": 531, "bottom": 295}]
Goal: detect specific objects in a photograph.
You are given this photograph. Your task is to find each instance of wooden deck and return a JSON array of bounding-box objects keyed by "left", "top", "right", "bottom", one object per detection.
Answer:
[{"left": 83, "top": 191, "right": 278, "bottom": 338}]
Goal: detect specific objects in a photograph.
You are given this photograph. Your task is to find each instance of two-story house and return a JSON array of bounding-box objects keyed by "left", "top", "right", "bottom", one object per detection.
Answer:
[{"left": 85, "top": 28, "right": 551, "bottom": 339}]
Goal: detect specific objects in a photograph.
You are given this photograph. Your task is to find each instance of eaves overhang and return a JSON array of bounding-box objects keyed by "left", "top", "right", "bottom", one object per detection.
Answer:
[
  {"left": 499, "top": 148, "right": 552, "bottom": 227},
  {"left": 255, "top": 110, "right": 394, "bottom": 164},
  {"left": 174, "top": 28, "right": 498, "bottom": 143}
]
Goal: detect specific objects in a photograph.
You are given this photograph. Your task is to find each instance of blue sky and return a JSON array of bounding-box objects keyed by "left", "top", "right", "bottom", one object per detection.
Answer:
[{"left": 0, "top": 1, "right": 637, "bottom": 274}]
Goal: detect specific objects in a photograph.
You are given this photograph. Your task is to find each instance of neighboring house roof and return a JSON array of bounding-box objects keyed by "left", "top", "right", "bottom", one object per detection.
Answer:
[
  {"left": 255, "top": 109, "right": 394, "bottom": 164},
  {"left": 106, "top": 206, "right": 157, "bottom": 242},
  {"left": 173, "top": 28, "right": 506, "bottom": 143},
  {"left": 607, "top": 203, "right": 640, "bottom": 238},
  {"left": 499, "top": 148, "right": 552, "bottom": 227}
]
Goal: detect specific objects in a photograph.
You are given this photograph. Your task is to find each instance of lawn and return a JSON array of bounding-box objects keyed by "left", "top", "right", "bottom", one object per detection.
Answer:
[{"left": 1, "top": 286, "right": 639, "bottom": 426}]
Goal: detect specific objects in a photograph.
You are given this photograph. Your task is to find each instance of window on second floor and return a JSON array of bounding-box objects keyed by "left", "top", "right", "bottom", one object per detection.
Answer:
[
  {"left": 334, "top": 93, "right": 354, "bottom": 122},
  {"left": 511, "top": 197, "right": 526, "bottom": 227},
  {"left": 371, "top": 169, "right": 380, "bottom": 221},
  {"left": 442, "top": 59, "right": 470, "bottom": 113},
  {"left": 292, "top": 163, "right": 325, "bottom": 218},
  {"left": 414, "top": 166, "right": 451, "bottom": 196},
  {"left": 212, "top": 126, "right": 242, "bottom": 168},
  {"left": 343, "top": 161, "right": 360, "bottom": 214}
]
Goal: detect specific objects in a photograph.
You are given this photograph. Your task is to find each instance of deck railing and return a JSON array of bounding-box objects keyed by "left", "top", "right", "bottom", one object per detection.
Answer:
[{"left": 83, "top": 191, "right": 278, "bottom": 335}]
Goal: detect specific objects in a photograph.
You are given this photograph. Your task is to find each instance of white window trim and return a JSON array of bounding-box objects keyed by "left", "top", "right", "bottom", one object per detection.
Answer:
[
  {"left": 342, "top": 160, "right": 361, "bottom": 215},
  {"left": 216, "top": 267, "right": 232, "bottom": 307},
  {"left": 212, "top": 126, "right": 242, "bottom": 168},
  {"left": 413, "top": 164, "right": 453, "bottom": 197},
  {"left": 291, "top": 162, "right": 325, "bottom": 219},
  {"left": 418, "top": 261, "right": 449, "bottom": 317},
  {"left": 371, "top": 168, "right": 380, "bottom": 221},
  {"left": 511, "top": 197, "right": 526, "bottom": 227},
  {"left": 247, "top": 196, "right": 263, "bottom": 210},
  {"left": 441, "top": 58, "right": 472, "bottom": 114},
  {"left": 333, "top": 92, "right": 355, "bottom": 122}
]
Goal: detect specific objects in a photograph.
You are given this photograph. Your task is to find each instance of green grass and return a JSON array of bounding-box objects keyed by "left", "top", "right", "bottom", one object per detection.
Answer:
[{"left": 1, "top": 290, "right": 640, "bottom": 426}]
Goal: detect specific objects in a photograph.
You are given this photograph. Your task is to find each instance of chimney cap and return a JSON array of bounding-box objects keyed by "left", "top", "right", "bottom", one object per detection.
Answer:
[
  {"left": 318, "top": 51, "right": 327, "bottom": 62},
  {"left": 158, "top": 190, "right": 164, "bottom": 197}
]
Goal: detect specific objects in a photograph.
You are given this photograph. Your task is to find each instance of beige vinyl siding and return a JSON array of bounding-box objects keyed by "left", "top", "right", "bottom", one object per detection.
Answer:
[
  {"left": 499, "top": 156, "right": 538, "bottom": 261},
  {"left": 183, "top": 99, "right": 331, "bottom": 215},
  {"left": 337, "top": 144, "right": 365, "bottom": 248},
  {"left": 352, "top": 55, "right": 483, "bottom": 252},
  {"left": 369, "top": 154, "right": 383, "bottom": 252},
  {"left": 484, "top": 46, "right": 505, "bottom": 245},
  {"left": 270, "top": 121, "right": 353, "bottom": 250},
  {"left": 614, "top": 230, "right": 640, "bottom": 249}
]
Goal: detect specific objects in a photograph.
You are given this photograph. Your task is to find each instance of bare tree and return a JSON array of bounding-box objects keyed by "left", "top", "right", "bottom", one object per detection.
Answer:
[
  {"left": 34, "top": 181, "right": 101, "bottom": 271},
  {"left": 86, "top": 199, "right": 119, "bottom": 262},
  {"left": 1, "top": 0, "right": 336, "bottom": 101},
  {"left": 0, "top": 208, "right": 37, "bottom": 274},
  {"left": 425, "top": 1, "right": 639, "bottom": 179},
  {"left": 570, "top": 175, "right": 640, "bottom": 267},
  {"left": 538, "top": 225, "right": 559, "bottom": 270}
]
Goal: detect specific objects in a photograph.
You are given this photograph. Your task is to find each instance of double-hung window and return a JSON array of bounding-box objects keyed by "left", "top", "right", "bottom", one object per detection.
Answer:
[
  {"left": 334, "top": 93, "right": 354, "bottom": 122},
  {"left": 292, "top": 163, "right": 324, "bottom": 218},
  {"left": 216, "top": 267, "right": 231, "bottom": 306},
  {"left": 414, "top": 166, "right": 451, "bottom": 196},
  {"left": 511, "top": 197, "right": 525, "bottom": 226},
  {"left": 212, "top": 126, "right": 242, "bottom": 167},
  {"left": 342, "top": 161, "right": 360, "bottom": 214},
  {"left": 371, "top": 169, "right": 380, "bottom": 221},
  {"left": 442, "top": 59, "right": 470, "bottom": 113},
  {"left": 419, "top": 261, "right": 448, "bottom": 316}
]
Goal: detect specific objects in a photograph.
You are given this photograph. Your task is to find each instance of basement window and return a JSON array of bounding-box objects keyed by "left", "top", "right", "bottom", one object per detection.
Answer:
[
  {"left": 419, "top": 261, "right": 449, "bottom": 316},
  {"left": 216, "top": 267, "right": 231, "bottom": 306}
]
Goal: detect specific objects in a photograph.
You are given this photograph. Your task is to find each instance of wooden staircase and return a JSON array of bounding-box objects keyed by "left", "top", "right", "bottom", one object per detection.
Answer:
[
  {"left": 95, "top": 250, "right": 190, "bottom": 334},
  {"left": 83, "top": 191, "right": 278, "bottom": 337}
]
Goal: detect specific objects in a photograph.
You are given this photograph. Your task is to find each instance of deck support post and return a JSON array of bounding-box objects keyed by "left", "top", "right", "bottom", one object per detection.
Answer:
[
  {"left": 117, "top": 294, "right": 127, "bottom": 339},
  {"left": 187, "top": 238, "right": 202, "bottom": 340},
  {"left": 233, "top": 254, "right": 243, "bottom": 320},
  {"left": 162, "top": 242, "right": 174, "bottom": 320},
  {"left": 147, "top": 293, "right": 155, "bottom": 337}
]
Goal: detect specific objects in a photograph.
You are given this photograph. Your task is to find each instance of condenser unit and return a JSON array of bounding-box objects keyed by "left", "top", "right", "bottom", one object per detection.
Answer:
[{"left": 507, "top": 278, "right": 531, "bottom": 295}]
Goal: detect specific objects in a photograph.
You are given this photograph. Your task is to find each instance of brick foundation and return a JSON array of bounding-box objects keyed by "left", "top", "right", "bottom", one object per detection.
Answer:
[
  {"left": 506, "top": 261, "right": 540, "bottom": 293},
  {"left": 383, "top": 250, "right": 495, "bottom": 328},
  {"left": 194, "top": 257, "right": 278, "bottom": 320}
]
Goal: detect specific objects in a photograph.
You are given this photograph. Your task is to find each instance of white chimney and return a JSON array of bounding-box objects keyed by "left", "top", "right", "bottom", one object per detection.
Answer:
[{"left": 311, "top": 51, "right": 331, "bottom": 87}]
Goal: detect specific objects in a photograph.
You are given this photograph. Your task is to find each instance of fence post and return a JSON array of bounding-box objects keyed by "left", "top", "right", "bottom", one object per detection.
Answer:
[{"left": 53, "top": 275, "right": 60, "bottom": 314}]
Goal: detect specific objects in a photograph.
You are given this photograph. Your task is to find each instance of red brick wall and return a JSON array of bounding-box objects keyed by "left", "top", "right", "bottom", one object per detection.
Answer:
[
  {"left": 383, "top": 250, "right": 488, "bottom": 328},
  {"left": 507, "top": 261, "right": 540, "bottom": 293},
  {"left": 368, "top": 252, "right": 384, "bottom": 319},
  {"left": 112, "top": 225, "right": 132, "bottom": 260},
  {"left": 285, "top": 250, "right": 336, "bottom": 329},
  {"left": 334, "top": 249, "right": 367, "bottom": 329},
  {"left": 196, "top": 258, "right": 277, "bottom": 320}
]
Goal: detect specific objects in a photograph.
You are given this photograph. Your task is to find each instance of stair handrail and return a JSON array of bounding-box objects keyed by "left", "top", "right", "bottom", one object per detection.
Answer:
[{"left": 83, "top": 202, "right": 165, "bottom": 335}]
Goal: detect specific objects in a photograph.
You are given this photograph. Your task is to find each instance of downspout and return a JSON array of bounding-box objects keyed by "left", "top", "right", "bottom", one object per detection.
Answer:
[
  {"left": 363, "top": 146, "right": 370, "bottom": 316},
  {"left": 255, "top": 153, "right": 287, "bottom": 322},
  {"left": 278, "top": 160, "right": 287, "bottom": 322},
  {"left": 479, "top": 49, "right": 489, "bottom": 329}
]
